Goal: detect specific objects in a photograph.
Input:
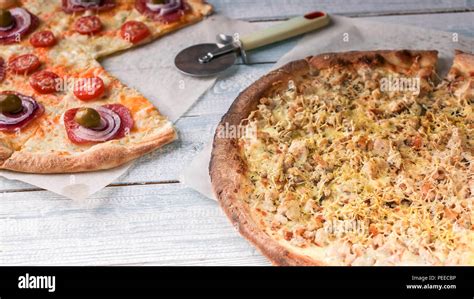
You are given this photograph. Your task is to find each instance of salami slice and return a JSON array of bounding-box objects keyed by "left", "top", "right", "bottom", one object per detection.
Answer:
[{"left": 102, "top": 104, "right": 134, "bottom": 139}]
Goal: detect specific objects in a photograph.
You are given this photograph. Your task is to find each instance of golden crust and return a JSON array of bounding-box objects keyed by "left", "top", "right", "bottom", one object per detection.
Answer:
[
  {"left": 309, "top": 49, "right": 438, "bottom": 80},
  {"left": 210, "top": 50, "right": 445, "bottom": 266},
  {"left": 0, "top": 144, "right": 12, "bottom": 161},
  {"left": 0, "top": 124, "right": 176, "bottom": 173},
  {"left": 188, "top": 0, "right": 213, "bottom": 16}
]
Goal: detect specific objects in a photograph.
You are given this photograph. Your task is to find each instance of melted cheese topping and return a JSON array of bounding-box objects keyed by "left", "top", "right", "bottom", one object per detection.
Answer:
[{"left": 240, "top": 66, "right": 473, "bottom": 265}]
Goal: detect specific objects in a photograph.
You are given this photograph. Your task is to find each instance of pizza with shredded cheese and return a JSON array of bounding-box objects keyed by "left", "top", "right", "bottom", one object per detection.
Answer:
[
  {"left": 210, "top": 50, "right": 474, "bottom": 265},
  {"left": 0, "top": 0, "right": 212, "bottom": 173}
]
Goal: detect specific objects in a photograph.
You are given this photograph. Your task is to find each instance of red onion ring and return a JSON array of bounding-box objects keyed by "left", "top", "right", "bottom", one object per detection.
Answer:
[
  {"left": 73, "top": 106, "right": 121, "bottom": 142},
  {"left": 146, "top": 0, "right": 182, "bottom": 16},
  {"left": 0, "top": 94, "right": 38, "bottom": 125},
  {"left": 62, "top": 0, "right": 116, "bottom": 13},
  {"left": 70, "top": 0, "right": 102, "bottom": 7},
  {"left": 0, "top": 8, "right": 32, "bottom": 42}
]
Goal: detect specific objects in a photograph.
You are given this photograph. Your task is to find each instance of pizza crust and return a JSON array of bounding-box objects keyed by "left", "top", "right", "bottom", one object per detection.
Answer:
[
  {"left": 448, "top": 50, "right": 474, "bottom": 79},
  {"left": 0, "top": 123, "right": 176, "bottom": 173},
  {"left": 210, "top": 50, "right": 473, "bottom": 266},
  {"left": 309, "top": 49, "right": 438, "bottom": 80}
]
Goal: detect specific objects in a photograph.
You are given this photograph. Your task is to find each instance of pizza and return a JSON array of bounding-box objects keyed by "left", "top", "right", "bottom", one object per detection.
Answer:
[
  {"left": 0, "top": 0, "right": 212, "bottom": 173},
  {"left": 22, "top": 0, "right": 212, "bottom": 58},
  {"left": 210, "top": 50, "right": 473, "bottom": 265}
]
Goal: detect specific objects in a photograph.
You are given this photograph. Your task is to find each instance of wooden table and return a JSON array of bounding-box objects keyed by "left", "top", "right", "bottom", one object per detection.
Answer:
[{"left": 1, "top": 0, "right": 473, "bottom": 266}]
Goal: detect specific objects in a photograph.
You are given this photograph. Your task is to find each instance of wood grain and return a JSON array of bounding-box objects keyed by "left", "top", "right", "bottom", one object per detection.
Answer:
[{"left": 0, "top": 184, "right": 270, "bottom": 265}]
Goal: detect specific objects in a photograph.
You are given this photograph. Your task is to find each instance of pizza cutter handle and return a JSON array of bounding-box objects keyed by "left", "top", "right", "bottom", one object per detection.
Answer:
[{"left": 240, "top": 11, "right": 330, "bottom": 51}]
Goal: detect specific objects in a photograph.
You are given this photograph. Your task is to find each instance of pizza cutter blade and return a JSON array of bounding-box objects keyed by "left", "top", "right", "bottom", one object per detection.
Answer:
[
  {"left": 174, "top": 43, "right": 237, "bottom": 77},
  {"left": 175, "top": 11, "right": 330, "bottom": 77}
]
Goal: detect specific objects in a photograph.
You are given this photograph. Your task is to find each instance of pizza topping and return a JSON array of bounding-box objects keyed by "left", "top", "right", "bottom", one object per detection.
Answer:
[
  {"left": 120, "top": 21, "right": 150, "bottom": 44},
  {"left": 0, "top": 92, "right": 43, "bottom": 131},
  {"left": 9, "top": 54, "right": 41, "bottom": 75},
  {"left": 0, "top": 8, "right": 39, "bottom": 44},
  {"left": 74, "top": 107, "right": 102, "bottom": 128},
  {"left": 64, "top": 104, "right": 133, "bottom": 143},
  {"left": 135, "top": 0, "right": 186, "bottom": 23},
  {"left": 73, "top": 77, "right": 105, "bottom": 101},
  {"left": 74, "top": 15, "right": 102, "bottom": 35},
  {"left": 0, "top": 93, "right": 22, "bottom": 113},
  {"left": 62, "top": 0, "right": 116, "bottom": 13},
  {"left": 29, "top": 30, "right": 56, "bottom": 48},
  {"left": 29, "top": 70, "right": 60, "bottom": 94},
  {"left": 0, "top": 9, "right": 14, "bottom": 29},
  {"left": 238, "top": 63, "right": 473, "bottom": 265}
]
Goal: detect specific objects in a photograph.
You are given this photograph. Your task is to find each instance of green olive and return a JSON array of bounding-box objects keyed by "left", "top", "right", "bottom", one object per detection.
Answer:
[
  {"left": 0, "top": 94, "right": 23, "bottom": 114},
  {"left": 0, "top": 9, "right": 13, "bottom": 28},
  {"left": 151, "top": 0, "right": 166, "bottom": 4},
  {"left": 74, "top": 107, "right": 101, "bottom": 128}
]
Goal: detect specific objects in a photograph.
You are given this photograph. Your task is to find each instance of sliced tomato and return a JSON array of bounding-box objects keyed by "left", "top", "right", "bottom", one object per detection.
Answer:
[
  {"left": 120, "top": 21, "right": 150, "bottom": 44},
  {"left": 8, "top": 54, "right": 41, "bottom": 75},
  {"left": 30, "top": 30, "right": 57, "bottom": 48},
  {"left": 29, "top": 70, "right": 60, "bottom": 94},
  {"left": 74, "top": 16, "right": 102, "bottom": 35},
  {"left": 73, "top": 77, "right": 105, "bottom": 101}
]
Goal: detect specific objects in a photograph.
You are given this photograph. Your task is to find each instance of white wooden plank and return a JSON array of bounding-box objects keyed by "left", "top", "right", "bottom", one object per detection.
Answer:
[
  {"left": 208, "top": 0, "right": 474, "bottom": 21},
  {"left": 0, "top": 183, "right": 270, "bottom": 266}
]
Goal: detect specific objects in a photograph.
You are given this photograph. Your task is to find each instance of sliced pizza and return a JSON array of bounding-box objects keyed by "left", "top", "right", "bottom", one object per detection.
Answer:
[
  {"left": 0, "top": 38, "right": 176, "bottom": 173},
  {"left": 22, "top": 0, "right": 212, "bottom": 58}
]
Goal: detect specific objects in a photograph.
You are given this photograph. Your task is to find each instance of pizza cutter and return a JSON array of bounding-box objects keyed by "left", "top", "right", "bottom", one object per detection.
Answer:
[{"left": 175, "top": 11, "right": 330, "bottom": 77}]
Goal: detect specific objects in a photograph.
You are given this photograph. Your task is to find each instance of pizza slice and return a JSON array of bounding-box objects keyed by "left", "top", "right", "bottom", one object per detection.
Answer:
[
  {"left": 22, "top": 0, "right": 212, "bottom": 59},
  {"left": 0, "top": 29, "right": 175, "bottom": 173}
]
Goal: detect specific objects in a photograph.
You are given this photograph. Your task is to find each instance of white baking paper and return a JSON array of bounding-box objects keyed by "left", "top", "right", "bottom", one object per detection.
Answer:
[
  {"left": 0, "top": 16, "right": 262, "bottom": 200},
  {"left": 182, "top": 15, "right": 474, "bottom": 200}
]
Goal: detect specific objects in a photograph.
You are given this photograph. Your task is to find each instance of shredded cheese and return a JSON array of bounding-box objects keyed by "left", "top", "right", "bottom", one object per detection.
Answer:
[{"left": 240, "top": 67, "right": 473, "bottom": 265}]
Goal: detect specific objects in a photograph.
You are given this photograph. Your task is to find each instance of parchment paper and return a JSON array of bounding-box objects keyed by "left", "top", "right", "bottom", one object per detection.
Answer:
[
  {"left": 182, "top": 15, "right": 474, "bottom": 201},
  {"left": 0, "top": 16, "right": 262, "bottom": 200}
]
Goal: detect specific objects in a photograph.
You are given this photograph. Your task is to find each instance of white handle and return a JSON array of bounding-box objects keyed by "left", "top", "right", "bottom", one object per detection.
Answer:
[{"left": 240, "top": 11, "right": 330, "bottom": 51}]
